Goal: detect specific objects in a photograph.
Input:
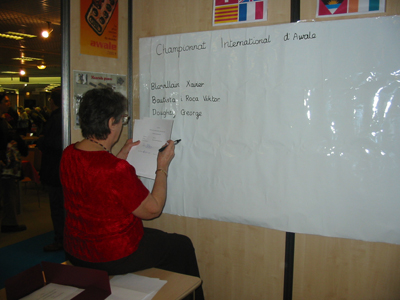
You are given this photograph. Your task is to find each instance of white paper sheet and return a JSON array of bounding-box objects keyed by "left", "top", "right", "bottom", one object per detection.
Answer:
[
  {"left": 127, "top": 117, "right": 173, "bottom": 179},
  {"left": 20, "top": 283, "right": 84, "bottom": 300},
  {"left": 108, "top": 273, "right": 167, "bottom": 300}
]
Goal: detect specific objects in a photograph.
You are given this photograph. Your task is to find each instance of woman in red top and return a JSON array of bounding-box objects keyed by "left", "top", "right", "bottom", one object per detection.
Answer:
[{"left": 60, "top": 88, "right": 204, "bottom": 299}]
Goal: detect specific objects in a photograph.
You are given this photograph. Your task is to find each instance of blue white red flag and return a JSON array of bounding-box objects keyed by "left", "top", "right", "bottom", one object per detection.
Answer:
[{"left": 213, "top": 0, "right": 267, "bottom": 26}]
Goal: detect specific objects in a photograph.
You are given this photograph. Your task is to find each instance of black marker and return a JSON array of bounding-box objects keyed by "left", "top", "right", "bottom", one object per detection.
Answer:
[{"left": 159, "top": 139, "right": 181, "bottom": 152}]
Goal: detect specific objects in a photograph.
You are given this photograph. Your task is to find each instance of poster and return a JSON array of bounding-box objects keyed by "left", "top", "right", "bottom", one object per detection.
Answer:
[
  {"left": 80, "top": 0, "right": 119, "bottom": 58},
  {"left": 213, "top": 0, "right": 268, "bottom": 26},
  {"left": 73, "top": 71, "right": 126, "bottom": 128},
  {"left": 317, "top": 0, "right": 385, "bottom": 17}
]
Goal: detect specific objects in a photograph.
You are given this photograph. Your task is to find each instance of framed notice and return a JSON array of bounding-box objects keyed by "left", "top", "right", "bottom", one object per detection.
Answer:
[
  {"left": 80, "top": 0, "right": 119, "bottom": 58},
  {"left": 73, "top": 71, "right": 126, "bottom": 129}
]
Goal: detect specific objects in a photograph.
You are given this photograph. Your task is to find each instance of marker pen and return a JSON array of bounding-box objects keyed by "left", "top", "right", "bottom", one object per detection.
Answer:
[{"left": 159, "top": 139, "right": 181, "bottom": 152}]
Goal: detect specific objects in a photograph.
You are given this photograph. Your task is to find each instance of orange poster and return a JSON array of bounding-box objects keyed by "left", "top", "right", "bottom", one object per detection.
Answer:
[{"left": 80, "top": 0, "right": 118, "bottom": 58}]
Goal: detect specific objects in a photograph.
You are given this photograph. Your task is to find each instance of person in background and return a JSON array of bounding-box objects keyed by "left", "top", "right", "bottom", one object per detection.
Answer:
[
  {"left": 26, "top": 107, "right": 46, "bottom": 136},
  {"left": 37, "top": 88, "right": 64, "bottom": 251},
  {"left": 60, "top": 88, "right": 204, "bottom": 300},
  {"left": 24, "top": 108, "right": 35, "bottom": 135},
  {"left": 41, "top": 106, "right": 51, "bottom": 121},
  {"left": 0, "top": 92, "right": 28, "bottom": 233},
  {"left": 17, "top": 106, "right": 30, "bottom": 136},
  {"left": 5, "top": 106, "right": 19, "bottom": 129}
]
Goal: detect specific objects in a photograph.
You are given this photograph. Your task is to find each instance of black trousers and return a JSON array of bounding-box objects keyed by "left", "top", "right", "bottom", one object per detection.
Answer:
[{"left": 66, "top": 227, "right": 205, "bottom": 300}]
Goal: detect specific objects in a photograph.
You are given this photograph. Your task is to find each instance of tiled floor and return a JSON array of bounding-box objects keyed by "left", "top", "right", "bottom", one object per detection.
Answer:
[{"left": 0, "top": 182, "right": 53, "bottom": 248}]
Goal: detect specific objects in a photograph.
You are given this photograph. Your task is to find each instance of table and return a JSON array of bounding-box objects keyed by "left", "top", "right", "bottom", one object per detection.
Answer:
[
  {"left": 22, "top": 136, "right": 39, "bottom": 144},
  {"left": 0, "top": 268, "right": 201, "bottom": 300}
]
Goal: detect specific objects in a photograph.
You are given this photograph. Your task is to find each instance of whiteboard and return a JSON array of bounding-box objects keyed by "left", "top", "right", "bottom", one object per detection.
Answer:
[{"left": 138, "top": 16, "right": 400, "bottom": 245}]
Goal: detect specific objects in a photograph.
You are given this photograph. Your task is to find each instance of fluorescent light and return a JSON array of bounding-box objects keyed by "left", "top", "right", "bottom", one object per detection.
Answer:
[
  {"left": 12, "top": 57, "right": 42, "bottom": 62},
  {"left": 0, "top": 33, "right": 23, "bottom": 40},
  {"left": 6, "top": 31, "right": 36, "bottom": 38},
  {"left": 1, "top": 71, "right": 20, "bottom": 74}
]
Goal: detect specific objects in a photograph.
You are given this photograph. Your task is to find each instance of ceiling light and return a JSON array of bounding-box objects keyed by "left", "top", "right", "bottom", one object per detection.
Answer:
[
  {"left": 37, "top": 64, "right": 47, "bottom": 70},
  {"left": 42, "top": 22, "right": 53, "bottom": 38},
  {"left": 0, "top": 33, "right": 24, "bottom": 40},
  {"left": 12, "top": 57, "right": 42, "bottom": 62},
  {"left": 1, "top": 71, "right": 20, "bottom": 74},
  {"left": 20, "top": 70, "right": 26, "bottom": 76},
  {"left": 6, "top": 31, "right": 36, "bottom": 38}
]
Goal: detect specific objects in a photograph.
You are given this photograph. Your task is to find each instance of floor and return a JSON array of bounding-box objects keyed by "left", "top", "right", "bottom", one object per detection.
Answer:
[{"left": 0, "top": 182, "right": 53, "bottom": 249}]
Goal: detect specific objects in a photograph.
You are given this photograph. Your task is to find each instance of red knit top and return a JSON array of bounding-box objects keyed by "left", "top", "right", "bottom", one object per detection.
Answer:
[{"left": 60, "top": 144, "right": 150, "bottom": 263}]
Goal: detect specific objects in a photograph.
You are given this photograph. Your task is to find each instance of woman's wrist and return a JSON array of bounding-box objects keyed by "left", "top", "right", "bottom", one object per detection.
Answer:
[{"left": 155, "top": 168, "right": 168, "bottom": 177}]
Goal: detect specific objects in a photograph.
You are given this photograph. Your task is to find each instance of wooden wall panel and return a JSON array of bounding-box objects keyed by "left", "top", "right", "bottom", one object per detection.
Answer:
[
  {"left": 293, "top": 234, "right": 400, "bottom": 300},
  {"left": 144, "top": 214, "right": 286, "bottom": 300}
]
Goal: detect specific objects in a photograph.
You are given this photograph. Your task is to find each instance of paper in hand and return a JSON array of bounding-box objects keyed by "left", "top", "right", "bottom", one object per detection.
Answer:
[{"left": 127, "top": 117, "right": 173, "bottom": 179}]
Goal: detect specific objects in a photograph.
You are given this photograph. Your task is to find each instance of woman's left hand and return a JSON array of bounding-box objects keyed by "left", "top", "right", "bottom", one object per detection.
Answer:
[{"left": 116, "top": 139, "right": 140, "bottom": 160}]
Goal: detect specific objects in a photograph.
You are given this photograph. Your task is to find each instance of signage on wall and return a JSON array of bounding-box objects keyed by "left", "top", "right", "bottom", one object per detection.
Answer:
[
  {"left": 317, "top": 0, "right": 385, "bottom": 17},
  {"left": 213, "top": 0, "right": 268, "bottom": 26},
  {"left": 80, "top": 0, "right": 119, "bottom": 58},
  {"left": 73, "top": 71, "right": 126, "bottom": 129}
]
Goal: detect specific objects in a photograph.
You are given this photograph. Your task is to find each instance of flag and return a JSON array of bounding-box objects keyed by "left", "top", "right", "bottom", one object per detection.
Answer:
[
  {"left": 239, "top": 1, "right": 265, "bottom": 21},
  {"left": 214, "top": 0, "right": 267, "bottom": 25},
  {"left": 214, "top": 4, "right": 239, "bottom": 24},
  {"left": 215, "top": 0, "right": 238, "bottom": 5},
  {"left": 318, "top": 0, "right": 347, "bottom": 16},
  {"left": 348, "top": 0, "right": 381, "bottom": 13}
]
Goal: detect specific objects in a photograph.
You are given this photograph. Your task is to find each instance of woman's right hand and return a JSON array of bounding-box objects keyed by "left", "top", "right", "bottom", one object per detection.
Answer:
[
  {"left": 134, "top": 140, "right": 175, "bottom": 220},
  {"left": 157, "top": 140, "right": 175, "bottom": 171}
]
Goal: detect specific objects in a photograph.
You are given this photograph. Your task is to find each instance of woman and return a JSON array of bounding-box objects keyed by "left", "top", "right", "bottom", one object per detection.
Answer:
[{"left": 60, "top": 88, "right": 204, "bottom": 299}]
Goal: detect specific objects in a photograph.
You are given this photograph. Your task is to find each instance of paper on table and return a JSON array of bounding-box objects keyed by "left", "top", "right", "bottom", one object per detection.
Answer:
[
  {"left": 20, "top": 283, "right": 84, "bottom": 300},
  {"left": 105, "top": 285, "right": 149, "bottom": 300},
  {"left": 108, "top": 273, "right": 167, "bottom": 300},
  {"left": 127, "top": 117, "right": 173, "bottom": 179}
]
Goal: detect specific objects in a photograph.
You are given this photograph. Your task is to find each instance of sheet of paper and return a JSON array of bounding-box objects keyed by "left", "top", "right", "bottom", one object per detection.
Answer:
[
  {"left": 109, "top": 273, "right": 167, "bottom": 300},
  {"left": 127, "top": 117, "right": 173, "bottom": 179},
  {"left": 105, "top": 285, "right": 149, "bottom": 300},
  {"left": 20, "top": 283, "right": 84, "bottom": 300}
]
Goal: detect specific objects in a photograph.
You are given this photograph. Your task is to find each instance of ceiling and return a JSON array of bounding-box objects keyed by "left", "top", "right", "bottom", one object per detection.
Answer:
[{"left": 0, "top": 0, "right": 61, "bottom": 94}]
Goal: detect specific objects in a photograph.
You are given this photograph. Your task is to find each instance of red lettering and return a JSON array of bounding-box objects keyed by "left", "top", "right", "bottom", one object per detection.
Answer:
[{"left": 90, "top": 41, "right": 117, "bottom": 50}]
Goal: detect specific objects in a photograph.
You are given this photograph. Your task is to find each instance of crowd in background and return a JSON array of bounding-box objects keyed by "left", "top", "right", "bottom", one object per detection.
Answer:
[
  {"left": 1, "top": 92, "right": 64, "bottom": 239},
  {"left": 5, "top": 104, "right": 51, "bottom": 137}
]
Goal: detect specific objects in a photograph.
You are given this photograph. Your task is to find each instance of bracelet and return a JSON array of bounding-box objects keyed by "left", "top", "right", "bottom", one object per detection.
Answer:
[{"left": 155, "top": 168, "right": 168, "bottom": 177}]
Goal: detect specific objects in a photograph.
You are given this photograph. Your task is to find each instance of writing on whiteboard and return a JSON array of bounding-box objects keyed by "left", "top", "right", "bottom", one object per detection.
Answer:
[{"left": 156, "top": 42, "right": 207, "bottom": 57}]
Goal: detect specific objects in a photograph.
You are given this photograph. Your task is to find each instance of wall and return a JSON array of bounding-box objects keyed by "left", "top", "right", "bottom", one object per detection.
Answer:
[{"left": 70, "top": 0, "right": 400, "bottom": 299}]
